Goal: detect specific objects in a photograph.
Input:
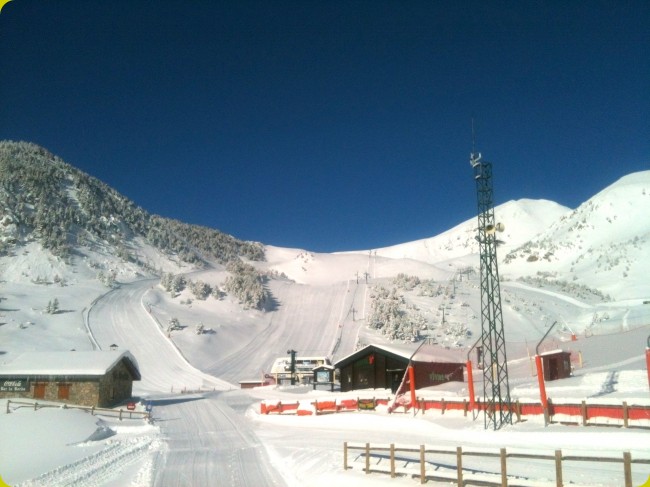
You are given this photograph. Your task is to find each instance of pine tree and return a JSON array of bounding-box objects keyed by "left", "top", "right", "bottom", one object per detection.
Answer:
[{"left": 46, "top": 298, "right": 59, "bottom": 314}]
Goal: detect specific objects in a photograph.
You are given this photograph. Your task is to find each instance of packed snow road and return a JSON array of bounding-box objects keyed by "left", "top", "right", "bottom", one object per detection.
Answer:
[
  {"left": 87, "top": 279, "right": 288, "bottom": 486},
  {"left": 150, "top": 392, "right": 286, "bottom": 487},
  {"left": 88, "top": 279, "right": 229, "bottom": 393}
]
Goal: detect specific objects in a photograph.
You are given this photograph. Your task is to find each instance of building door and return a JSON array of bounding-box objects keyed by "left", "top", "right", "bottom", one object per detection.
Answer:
[
  {"left": 548, "top": 358, "right": 559, "bottom": 381},
  {"left": 33, "top": 383, "right": 45, "bottom": 399},
  {"left": 58, "top": 383, "right": 71, "bottom": 400},
  {"left": 388, "top": 370, "right": 404, "bottom": 394}
]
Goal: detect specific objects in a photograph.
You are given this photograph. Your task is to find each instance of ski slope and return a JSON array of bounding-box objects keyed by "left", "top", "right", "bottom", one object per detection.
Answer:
[
  {"left": 87, "top": 279, "right": 230, "bottom": 393},
  {"left": 1, "top": 173, "right": 650, "bottom": 485}
]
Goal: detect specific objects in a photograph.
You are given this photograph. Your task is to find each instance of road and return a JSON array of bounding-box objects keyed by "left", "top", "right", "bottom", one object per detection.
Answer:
[
  {"left": 88, "top": 278, "right": 227, "bottom": 393},
  {"left": 87, "top": 279, "right": 288, "bottom": 486},
  {"left": 150, "top": 392, "right": 286, "bottom": 487}
]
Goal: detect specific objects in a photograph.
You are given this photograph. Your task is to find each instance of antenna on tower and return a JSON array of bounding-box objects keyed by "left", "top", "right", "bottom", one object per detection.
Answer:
[
  {"left": 470, "top": 118, "right": 481, "bottom": 169},
  {"left": 471, "top": 117, "right": 476, "bottom": 155}
]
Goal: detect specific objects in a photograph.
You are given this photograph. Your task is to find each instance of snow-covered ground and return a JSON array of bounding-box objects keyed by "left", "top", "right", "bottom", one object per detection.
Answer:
[{"left": 1, "top": 172, "right": 650, "bottom": 486}]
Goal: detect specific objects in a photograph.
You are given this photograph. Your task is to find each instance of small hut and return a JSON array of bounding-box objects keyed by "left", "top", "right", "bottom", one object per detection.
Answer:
[{"left": 540, "top": 349, "right": 572, "bottom": 381}]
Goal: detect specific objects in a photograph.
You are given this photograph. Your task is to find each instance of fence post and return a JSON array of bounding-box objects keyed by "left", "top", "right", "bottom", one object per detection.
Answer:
[
  {"left": 535, "top": 354, "right": 548, "bottom": 425},
  {"left": 463, "top": 399, "right": 468, "bottom": 417},
  {"left": 6, "top": 400, "right": 9, "bottom": 414},
  {"left": 500, "top": 448, "right": 507, "bottom": 487},
  {"left": 623, "top": 452, "right": 632, "bottom": 487},
  {"left": 578, "top": 350, "right": 583, "bottom": 367},
  {"left": 420, "top": 444, "right": 425, "bottom": 484},
  {"left": 545, "top": 398, "right": 552, "bottom": 425},
  {"left": 554, "top": 450, "right": 563, "bottom": 487},
  {"left": 467, "top": 359, "right": 476, "bottom": 412},
  {"left": 515, "top": 400, "right": 521, "bottom": 423},
  {"left": 119, "top": 409, "right": 123, "bottom": 421},
  {"left": 441, "top": 398, "right": 446, "bottom": 415},
  {"left": 390, "top": 443, "right": 395, "bottom": 478},
  {"left": 343, "top": 442, "right": 348, "bottom": 470},
  {"left": 365, "top": 443, "right": 370, "bottom": 474},
  {"left": 622, "top": 401, "right": 629, "bottom": 428},
  {"left": 581, "top": 400, "right": 587, "bottom": 426},
  {"left": 457, "top": 446, "right": 463, "bottom": 486}
]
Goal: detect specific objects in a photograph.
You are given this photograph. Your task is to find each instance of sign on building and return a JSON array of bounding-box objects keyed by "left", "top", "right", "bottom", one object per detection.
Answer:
[{"left": 0, "top": 379, "right": 29, "bottom": 392}]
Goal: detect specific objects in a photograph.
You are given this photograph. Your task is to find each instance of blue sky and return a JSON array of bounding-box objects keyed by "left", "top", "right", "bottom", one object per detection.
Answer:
[{"left": 1, "top": 1, "right": 648, "bottom": 252}]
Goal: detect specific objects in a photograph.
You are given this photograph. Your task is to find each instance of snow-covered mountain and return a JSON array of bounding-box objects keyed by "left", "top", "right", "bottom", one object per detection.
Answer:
[
  {"left": 1, "top": 142, "right": 649, "bottom": 487},
  {"left": 1, "top": 142, "right": 648, "bottom": 358},
  {"left": 369, "top": 199, "right": 570, "bottom": 267},
  {"left": 0, "top": 140, "right": 264, "bottom": 273},
  {"left": 2, "top": 140, "right": 648, "bottom": 302},
  {"left": 502, "top": 171, "right": 650, "bottom": 300},
  {"left": 362, "top": 171, "right": 650, "bottom": 302}
]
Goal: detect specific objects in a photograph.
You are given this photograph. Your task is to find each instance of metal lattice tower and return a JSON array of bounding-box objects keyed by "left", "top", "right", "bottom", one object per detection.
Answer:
[{"left": 470, "top": 152, "right": 513, "bottom": 430}]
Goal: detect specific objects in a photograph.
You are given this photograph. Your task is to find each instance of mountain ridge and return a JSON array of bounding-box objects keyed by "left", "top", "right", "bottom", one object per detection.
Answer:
[
  {"left": 2, "top": 140, "right": 648, "bottom": 303},
  {"left": 0, "top": 140, "right": 648, "bottom": 385},
  {"left": 0, "top": 140, "right": 264, "bottom": 269}
]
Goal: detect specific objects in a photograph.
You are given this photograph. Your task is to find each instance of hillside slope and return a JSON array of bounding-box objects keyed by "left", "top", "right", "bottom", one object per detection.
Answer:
[
  {"left": 0, "top": 141, "right": 264, "bottom": 268},
  {"left": 0, "top": 143, "right": 648, "bottom": 377}
]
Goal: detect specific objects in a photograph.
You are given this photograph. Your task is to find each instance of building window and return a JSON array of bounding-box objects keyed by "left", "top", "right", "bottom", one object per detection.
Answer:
[
  {"left": 33, "top": 383, "right": 45, "bottom": 399},
  {"left": 57, "top": 383, "right": 71, "bottom": 400}
]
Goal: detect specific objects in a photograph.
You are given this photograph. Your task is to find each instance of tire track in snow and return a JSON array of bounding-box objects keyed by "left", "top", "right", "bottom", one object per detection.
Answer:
[
  {"left": 17, "top": 437, "right": 158, "bottom": 487},
  {"left": 152, "top": 393, "right": 285, "bottom": 487}
]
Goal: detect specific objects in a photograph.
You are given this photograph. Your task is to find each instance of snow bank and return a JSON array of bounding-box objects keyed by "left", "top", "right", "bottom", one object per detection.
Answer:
[{"left": 0, "top": 400, "right": 160, "bottom": 486}]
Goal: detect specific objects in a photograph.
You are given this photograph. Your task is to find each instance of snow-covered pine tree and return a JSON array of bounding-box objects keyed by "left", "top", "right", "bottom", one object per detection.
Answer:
[{"left": 224, "top": 260, "right": 268, "bottom": 310}]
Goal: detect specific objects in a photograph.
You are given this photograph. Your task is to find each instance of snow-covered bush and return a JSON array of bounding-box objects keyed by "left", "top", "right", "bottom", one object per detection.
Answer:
[
  {"left": 160, "top": 272, "right": 186, "bottom": 296},
  {"left": 392, "top": 273, "right": 421, "bottom": 291},
  {"left": 417, "top": 279, "right": 441, "bottom": 297},
  {"left": 97, "top": 269, "right": 117, "bottom": 288},
  {"left": 189, "top": 280, "right": 212, "bottom": 300},
  {"left": 224, "top": 260, "right": 268, "bottom": 310},
  {"left": 211, "top": 286, "right": 225, "bottom": 300},
  {"left": 167, "top": 317, "right": 182, "bottom": 332}
]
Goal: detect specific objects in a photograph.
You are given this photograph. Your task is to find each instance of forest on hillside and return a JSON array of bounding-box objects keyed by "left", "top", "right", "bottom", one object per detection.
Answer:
[{"left": 0, "top": 141, "right": 264, "bottom": 265}]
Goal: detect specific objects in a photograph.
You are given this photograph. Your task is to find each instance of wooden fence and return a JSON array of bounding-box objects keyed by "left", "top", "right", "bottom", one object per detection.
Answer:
[
  {"left": 5, "top": 399, "right": 150, "bottom": 421},
  {"left": 343, "top": 442, "right": 650, "bottom": 486}
]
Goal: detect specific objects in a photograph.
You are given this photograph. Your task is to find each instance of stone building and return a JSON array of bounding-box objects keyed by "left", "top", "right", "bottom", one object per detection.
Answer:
[{"left": 0, "top": 350, "right": 141, "bottom": 407}]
